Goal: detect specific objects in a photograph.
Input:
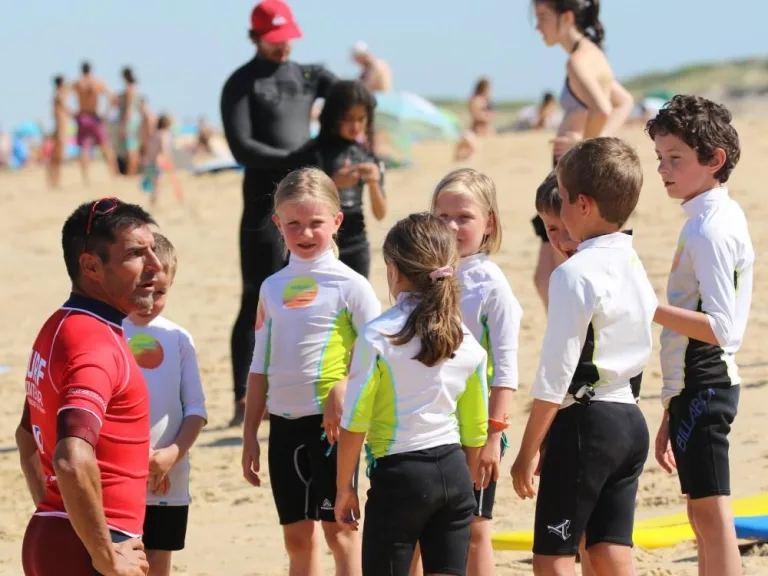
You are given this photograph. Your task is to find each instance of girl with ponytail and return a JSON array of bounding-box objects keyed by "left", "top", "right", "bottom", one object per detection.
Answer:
[
  {"left": 335, "top": 213, "right": 492, "bottom": 576},
  {"left": 530, "top": 0, "right": 635, "bottom": 309}
]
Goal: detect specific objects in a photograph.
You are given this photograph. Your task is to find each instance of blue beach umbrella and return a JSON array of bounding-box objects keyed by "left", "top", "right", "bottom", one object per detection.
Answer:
[{"left": 374, "top": 91, "right": 461, "bottom": 142}]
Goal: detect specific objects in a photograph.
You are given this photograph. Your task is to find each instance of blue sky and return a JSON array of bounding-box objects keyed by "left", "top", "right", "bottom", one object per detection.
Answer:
[{"left": 0, "top": 0, "right": 765, "bottom": 130}]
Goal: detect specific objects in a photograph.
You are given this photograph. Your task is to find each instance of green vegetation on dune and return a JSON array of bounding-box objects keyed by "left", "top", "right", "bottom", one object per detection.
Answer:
[{"left": 429, "top": 55, "right": 768, "bottom": 113}]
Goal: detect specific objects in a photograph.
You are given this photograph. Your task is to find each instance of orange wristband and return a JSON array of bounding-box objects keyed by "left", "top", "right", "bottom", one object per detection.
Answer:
[{"left": 488, "top": 416, "right": 509, "bottom": 432}]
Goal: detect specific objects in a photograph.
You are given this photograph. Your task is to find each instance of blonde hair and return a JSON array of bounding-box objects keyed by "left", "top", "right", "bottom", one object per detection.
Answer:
[
  {"left": 152, "top": 232, "right": 177, "bottom": 278},
  {"left": 383, "top": 213, "right": 463, "bottom": 367},
  {"left": 431, "top": 168, "right": 502, "bottom": 255},
  {"left": 273, "top": 167, "right": 342, "bottom": 257}
]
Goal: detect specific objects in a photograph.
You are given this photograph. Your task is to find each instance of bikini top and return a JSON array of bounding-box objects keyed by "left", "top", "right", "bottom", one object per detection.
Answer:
[{"left": 559, "top": 40, "right": 588, "bottom": 114}]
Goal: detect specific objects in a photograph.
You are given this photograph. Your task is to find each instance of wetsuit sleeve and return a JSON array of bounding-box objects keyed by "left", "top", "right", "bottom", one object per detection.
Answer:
[
  {"left": 57, "top": 349, "right": 122, "bottom": 446},
  {"left": 456, "top": 357, "right": 489, "bottom": 447},
  {"left": 315, "top": 66, "right": 338, "bottom": 99},
  {"left": 347, "top": 279, "right": 382, "bottom": 334},
  {"left": 249, "top": 289, "right": 272, "bottom": 375},
  {"left": 179, "top": 330, "right": 208, "bottom": 423},
  {"left": 220, "top": 76, "right": 290, "bottom": 169},
  {"left": 484, "top": 280, "right": 523, "bottom": 389},
  {"left": 687, "top": 232, "right": 737, "bottom": 347},
  {"left": 341, "top": 333, "right": 380, "bottom": 433},
  {"left": 530, "top": 266, "right": 597, "bottom": 404}
]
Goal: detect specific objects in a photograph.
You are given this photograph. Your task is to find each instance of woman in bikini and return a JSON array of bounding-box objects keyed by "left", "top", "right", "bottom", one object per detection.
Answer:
[
  {"left": 530, "top": 0, "right": 634, "bottom": 309},
  {"left": 455, "top": 77, "right": 495, "bottom": 161}
]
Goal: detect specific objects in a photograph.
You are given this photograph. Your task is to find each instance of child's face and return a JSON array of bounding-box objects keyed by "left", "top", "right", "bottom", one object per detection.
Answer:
[
  {"left": 273, "top": 198, "right": 343, "bottom": 260},
  {"left": 654, "top": 133, "right": 722, "bottom": 202},
  {"left": 339, "top": 105, "right": 368, "bottom": 142},
  {"left": 539, "top": 210, "right": 578, "bottom": 259},
  {"left": 433, "top": 191, "right": 493, "bottom": 257},
  {"left": 128, "top": 269, "right": 172, "bottom": 326}
]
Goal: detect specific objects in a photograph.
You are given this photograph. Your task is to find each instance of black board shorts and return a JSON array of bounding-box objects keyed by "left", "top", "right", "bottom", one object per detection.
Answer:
[
  {"left": 143, "top": 505, "right": 189, "bottom": 551},
  {"left": 533, "top": 402, "right": 649, "bottom": 556},
  {"left": 668, "top": 385, "right": 739, "bottom": 499},
  {"left": 363, "top": 444, "right": 475, "bottom": 576}
]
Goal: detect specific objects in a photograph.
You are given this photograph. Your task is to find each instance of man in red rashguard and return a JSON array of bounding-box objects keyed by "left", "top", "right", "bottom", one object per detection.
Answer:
[{"left": 15, "top": 197, "right": 161, "bottom": 576}]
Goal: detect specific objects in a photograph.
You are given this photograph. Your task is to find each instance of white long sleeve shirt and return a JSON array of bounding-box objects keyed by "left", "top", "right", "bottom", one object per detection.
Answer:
[
  {"left": 341, "top": 293, "right": 489, "bottom": 458},
  {"left": 249, "top": 249, "right": 381, "bottom": 418},
  {"left": 531, "top": 232, "right": 658, "bottom": 409},
  {"left": 457, "top": 254, "right": 522, "bottom": 390},
  {"left": 123, "top": 316, "right": 208, "bottom": 506},
  {"left": 660, "top": 187, "right": 754, "bottom": 407}
]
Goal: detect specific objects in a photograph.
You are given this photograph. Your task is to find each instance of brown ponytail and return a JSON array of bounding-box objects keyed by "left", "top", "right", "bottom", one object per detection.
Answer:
[{"left": 382, "top": 213, "right": 463, "bottom": 367}]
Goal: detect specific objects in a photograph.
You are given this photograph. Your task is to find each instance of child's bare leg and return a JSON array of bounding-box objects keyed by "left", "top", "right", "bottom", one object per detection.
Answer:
[
  {"left": 688, "top": 495, "right": 742, "bottom": 576},
  {"left": 586, "top": 543, "right": 634, "bottom": 576},
  {"left": 532, "top": 554, "right": 576, "bottom": 576},
  {"left": 283, "top": 520, "right": 322, "bottom": 576},
  {"left": 579, "top": 535, "right": 596, "bottom": 576},
  {"left": 408, "top": 542, "right": 423, "bottom": 576},
  {"left": 322, "top": 521, "right": 361, "bottom": 576},
  {"left": 467, "top": 517, "right": 495, "bottom": 576},
  {"left": 146, "top": 550, "right": 172, "bottom": 576}
]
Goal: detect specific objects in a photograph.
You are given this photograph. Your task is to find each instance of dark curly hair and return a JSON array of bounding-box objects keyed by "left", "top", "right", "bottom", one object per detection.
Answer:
[
  {"left": 318, "top": 80, "right": 376, "bottom": 150},
  {"left": 646, "top": 95, "right": 740, "bottom": 183}
]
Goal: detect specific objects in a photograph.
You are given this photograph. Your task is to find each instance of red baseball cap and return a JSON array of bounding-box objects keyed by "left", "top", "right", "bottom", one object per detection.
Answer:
[{"left": 250, "top": 0, "right": 302, "bottom": 44}]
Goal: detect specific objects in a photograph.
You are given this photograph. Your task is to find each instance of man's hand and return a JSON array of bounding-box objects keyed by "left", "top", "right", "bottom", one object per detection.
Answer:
[
  {"left": 242, "top": 433, "right": 261, "bottom": 487},
  {"left": 332, "top": 159, "right": 361, "bottom": 189},
  {"left": 476, "top": 433, "right": 502, "bottom": 490},
  {"left": 511, "top": 450, "right": 540, "bottom": 500},
  {"left": 94, "top": 538, "right": 149, "bottom": 576},
  {"left": 655, "top": 415, "right": 677, "bottom": 474},
  {"left": 322, "top": 384, "right": 345, "bottom": 446}
]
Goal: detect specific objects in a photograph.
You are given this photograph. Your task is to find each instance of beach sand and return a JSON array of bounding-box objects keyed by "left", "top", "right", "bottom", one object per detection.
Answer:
[{"left": 1, "top": 120, "right": 768, "bottom": 575}]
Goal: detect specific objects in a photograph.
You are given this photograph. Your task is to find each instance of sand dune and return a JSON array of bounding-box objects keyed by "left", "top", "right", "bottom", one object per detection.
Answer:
[{"left": 1, "top": 119, "right": 768, "bottom": 575}]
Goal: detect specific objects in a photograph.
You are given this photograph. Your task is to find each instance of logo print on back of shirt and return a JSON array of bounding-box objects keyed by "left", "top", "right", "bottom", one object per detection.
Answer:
[
  {"left": 128, "top": 333, "right": 165, "bottom": 370},
  {"left": 282, "top": 276, "right": 319, "bottom": 309},
  {"left": 32, "top": 425, "right": 45, "bottom": 454},
  {"left": 547, "top": 519, "right": 572, "bottom": 541}
]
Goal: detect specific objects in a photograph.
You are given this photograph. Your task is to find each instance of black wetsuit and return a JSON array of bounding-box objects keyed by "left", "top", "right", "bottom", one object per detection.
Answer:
[
  {"left": 220, "top": 56, "right": 336, "bottom": 401},
  {"left": 283, "top": 135, "right": 385, "bottom": 278}
]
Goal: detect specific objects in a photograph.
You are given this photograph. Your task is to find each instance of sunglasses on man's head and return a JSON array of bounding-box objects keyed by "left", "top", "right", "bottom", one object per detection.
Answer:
[
  {"left": 83, "top": 197, "right": 122, "bottom": 254},
  {"left": 86, "top": 197, "right": 121, "bottom": 235}
]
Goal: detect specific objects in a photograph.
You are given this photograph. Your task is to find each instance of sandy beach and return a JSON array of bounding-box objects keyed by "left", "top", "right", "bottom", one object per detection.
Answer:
[{"left": 1, "top": 119, "right": 768, "bottom": 575}]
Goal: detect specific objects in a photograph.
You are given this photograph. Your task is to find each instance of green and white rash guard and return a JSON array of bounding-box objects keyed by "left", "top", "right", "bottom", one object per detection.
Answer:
[
  {"left": 249, "top": 249, "right": 381, "bottom": 418},
  {"left": 457, "top": 253, "right": 522, "bottom": 390},
  {"left": 341, "top": 292, "right": 489, "bottom": 459}
]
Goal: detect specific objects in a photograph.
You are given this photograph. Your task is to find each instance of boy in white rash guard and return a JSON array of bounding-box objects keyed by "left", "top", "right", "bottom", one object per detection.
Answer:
[
  {"left": 335, "top": 213, "right": 489, "bottom": 576},
  {"left": 647, "top": 95, "right": 753, "bottom": 576},
  {"left": 430, "top": 168, "right": 521, "bottom": 576},
  {"left": 241, "top": 167, "right": 380, "bottom": 576},
  {"left": 123, "top": 233, "right": 207, "bottom": 576},
  {"left": 511, "top": 138, "right": 657, "bottom": 576}
]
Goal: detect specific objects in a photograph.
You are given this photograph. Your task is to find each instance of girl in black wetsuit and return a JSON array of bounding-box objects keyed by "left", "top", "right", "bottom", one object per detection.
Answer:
[{"left": 281, "top": 80, "right": 387, "bottom": 278}]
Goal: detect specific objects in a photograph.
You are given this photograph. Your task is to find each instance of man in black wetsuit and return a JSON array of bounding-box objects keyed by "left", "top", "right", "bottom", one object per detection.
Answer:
[{"left": 220, "top": 0, "right": 337, "bottom": 426}]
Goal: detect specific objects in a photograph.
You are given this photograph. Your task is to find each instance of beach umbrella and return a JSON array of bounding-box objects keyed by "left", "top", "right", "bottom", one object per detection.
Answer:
[
  {"left": 13, "top": 121, "right": 43, "bottom": 139},
  {"left": 374, "top": 91, "right": 461, "bottom": 142}
]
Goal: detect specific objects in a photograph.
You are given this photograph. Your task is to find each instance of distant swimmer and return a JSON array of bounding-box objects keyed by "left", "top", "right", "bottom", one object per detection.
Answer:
[{"left": 73, "top": 61, "right": 118, "bottom": 185}]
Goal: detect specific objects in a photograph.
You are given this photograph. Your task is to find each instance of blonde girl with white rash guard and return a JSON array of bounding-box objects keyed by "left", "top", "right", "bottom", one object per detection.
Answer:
[
  {"left": 335, "top": 213, "right": 491, "bottom": 576},
  {"left": 428, "top": 168, "right": 522, "bottom": 576},
  {"left": 241, "top": 167, "right": 381, "bottom": 576}
]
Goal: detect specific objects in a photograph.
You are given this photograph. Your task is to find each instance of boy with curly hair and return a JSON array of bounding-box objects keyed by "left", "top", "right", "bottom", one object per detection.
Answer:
[{"left": 647, "top": 94, "right": 754, "bottom": 576}]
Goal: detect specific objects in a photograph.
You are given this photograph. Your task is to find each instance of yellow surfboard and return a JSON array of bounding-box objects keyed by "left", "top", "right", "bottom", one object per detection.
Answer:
[{"left": 492, "top": 493, "right": 768, "bottom": 551}]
